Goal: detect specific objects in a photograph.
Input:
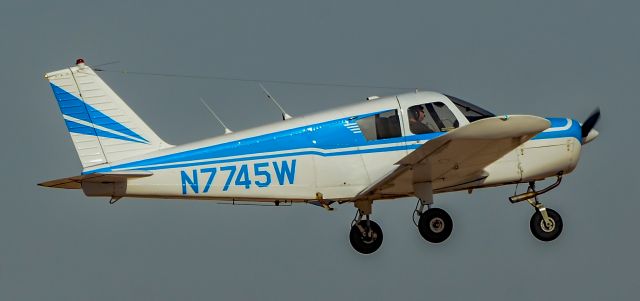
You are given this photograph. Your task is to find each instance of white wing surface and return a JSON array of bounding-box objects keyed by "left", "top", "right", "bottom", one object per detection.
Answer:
[{"left": 355, "top": 115, "right": 551, "bottom": 200}]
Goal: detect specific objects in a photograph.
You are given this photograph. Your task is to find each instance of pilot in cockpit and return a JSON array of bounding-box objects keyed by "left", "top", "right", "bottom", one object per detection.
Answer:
[{"left": 408, "top": 105, "right": 435, "bottom": 134}]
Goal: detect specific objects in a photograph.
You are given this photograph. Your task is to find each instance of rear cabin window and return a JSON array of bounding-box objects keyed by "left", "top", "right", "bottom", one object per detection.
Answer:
[
  {"left": 356, "top": 109, "right": 402, "bottom": 141},
  {"left": 407, "top": 102, "right": 459, "bottom": 134}
]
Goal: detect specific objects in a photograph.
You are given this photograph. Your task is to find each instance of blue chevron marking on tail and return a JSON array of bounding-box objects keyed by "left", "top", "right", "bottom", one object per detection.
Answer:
[
  {"left": 64, "top": 120, "right": 147, "bottom": 143},
  {"left": 50, "top": 83, "right": 149, "bottom": 143}
]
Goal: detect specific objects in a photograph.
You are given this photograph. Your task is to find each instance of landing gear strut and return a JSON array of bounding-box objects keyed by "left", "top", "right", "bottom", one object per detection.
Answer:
[
  {"left": 412, "top": 182, "right": 453, "bottom": 243},
  {"left": 511, "top": 179, "right": 564, "bottom": 241},
  {"left": 349, "top": 201, "right": 383, "bottom": 254}
]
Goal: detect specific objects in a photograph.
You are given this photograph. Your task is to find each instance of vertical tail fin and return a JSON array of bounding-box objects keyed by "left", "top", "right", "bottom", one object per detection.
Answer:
[{"left": 45, "top": 59, "right": 172, "bottom": 169}]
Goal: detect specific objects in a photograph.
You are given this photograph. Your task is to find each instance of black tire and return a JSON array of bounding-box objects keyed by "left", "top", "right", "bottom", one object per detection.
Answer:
[
  {"left": 418, "top": 208, "right": 453, "bottom": 243},
  {"left": 530, "top": 208, "right": 563, "bottom": 241},
  {"left": 349, "top": 220, "right": 383, "bottom": 254}
]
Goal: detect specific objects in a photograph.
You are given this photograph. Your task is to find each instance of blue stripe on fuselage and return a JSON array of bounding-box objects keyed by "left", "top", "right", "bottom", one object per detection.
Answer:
[
  {"left": 121, "top": 145, "right": 414, "bottom": 172},
  {"left": 84, "top": 116, "right": 577, "bottom": 174},
  {"left": 531, "top": 118, "right": 582, "bottom": 142},
  {"left": 85, "top": 114, "right": 424, "bottom": 173}
]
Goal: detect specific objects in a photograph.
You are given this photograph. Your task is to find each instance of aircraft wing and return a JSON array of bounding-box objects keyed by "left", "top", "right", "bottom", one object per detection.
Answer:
[
  {"left": 38, "top": 171, "right": 153, "bottom": 189},
  {"left": 355, "top": 115, "right": 550, "bottom": 200}
]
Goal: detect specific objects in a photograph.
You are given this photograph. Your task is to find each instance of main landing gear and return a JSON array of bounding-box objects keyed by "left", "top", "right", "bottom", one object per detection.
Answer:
[
  {"left": 413, "top": 200, "right": 453, "bottom": 243},
  {"left": 412, "top": 182, "right": 453, "bottom": 244},
  {"left": 510, "top": 177, "right": 564, "bottom": 241},
  {"left": 349, "top": 201, "right": 383, "bottom": 254},
  {"left": 347, "top": 198, "right": 454, "bottom": 254}
]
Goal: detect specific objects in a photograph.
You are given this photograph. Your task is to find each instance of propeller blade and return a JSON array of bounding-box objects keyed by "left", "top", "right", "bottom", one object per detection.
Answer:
[{"left": 581, "top": 108, "right": 600, "bottom": 138}]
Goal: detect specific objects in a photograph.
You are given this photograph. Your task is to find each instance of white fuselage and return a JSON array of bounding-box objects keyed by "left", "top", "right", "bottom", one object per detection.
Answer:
[{"left": 81, "top": 92, "right": 583, "bottom": 202}]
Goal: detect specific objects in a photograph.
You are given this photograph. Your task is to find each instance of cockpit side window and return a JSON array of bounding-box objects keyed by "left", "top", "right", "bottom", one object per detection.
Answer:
[
  {"left": 407, "top": 102, "right": 459, "bottom": 135},
  {"left": 356, "top": 109, "right": 402, "bottom": 141},
  {"left": 446, "top": 94, "right": 495, "bottom": 122}
]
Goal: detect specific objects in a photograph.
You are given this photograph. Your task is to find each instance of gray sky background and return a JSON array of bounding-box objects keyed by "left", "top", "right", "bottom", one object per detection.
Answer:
[{"left": 1, "top": 0, "right": 638, "bottom": 300}]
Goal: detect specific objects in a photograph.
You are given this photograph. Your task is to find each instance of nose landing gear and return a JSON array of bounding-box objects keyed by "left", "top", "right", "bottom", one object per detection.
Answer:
[{"left": 511, "top": 178, "right": 564, "bottom": 242}]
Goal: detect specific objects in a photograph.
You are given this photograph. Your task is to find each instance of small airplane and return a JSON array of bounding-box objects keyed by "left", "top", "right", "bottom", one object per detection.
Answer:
[{"left": 40, "top": 59, "right": 600, "bottom": 254}]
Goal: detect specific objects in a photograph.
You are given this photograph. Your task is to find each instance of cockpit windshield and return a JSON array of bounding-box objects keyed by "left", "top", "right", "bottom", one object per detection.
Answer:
[{"left": 445, "top": 94, "right": 495, "bottom": 122}]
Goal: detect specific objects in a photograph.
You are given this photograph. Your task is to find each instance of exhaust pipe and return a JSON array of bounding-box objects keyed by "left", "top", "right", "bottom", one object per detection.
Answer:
[{"left": 509, "top": 175, "right": 562, "bottom": 203}]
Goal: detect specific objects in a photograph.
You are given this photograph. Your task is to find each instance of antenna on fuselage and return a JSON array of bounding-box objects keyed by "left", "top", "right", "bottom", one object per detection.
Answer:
[
  {"left": 199, "top": 97, "right": 233, "bottom": 134},
  {"left": 258, "top": 83, "right": 292, "bottom": 120}
]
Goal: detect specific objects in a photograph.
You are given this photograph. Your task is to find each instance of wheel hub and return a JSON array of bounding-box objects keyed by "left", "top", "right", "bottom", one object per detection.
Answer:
[
  {"left": 429, "top": 217, "right": 445, "bottom": 233},
  {"left": 362, "top": 232, "right": 378, "bottom": 244},
  {"left": 540, "top": 218, "right": 555, "bottom": 232},
  {"left": 357, "top": 225, "right": 378, "bottom": 244}
]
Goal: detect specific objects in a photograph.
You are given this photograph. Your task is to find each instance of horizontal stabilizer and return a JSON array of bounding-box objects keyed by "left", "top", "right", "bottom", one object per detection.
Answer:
[{"left": 38, "top": 171, "right": 152, "bottom": 189}]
